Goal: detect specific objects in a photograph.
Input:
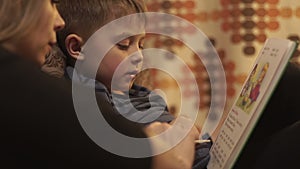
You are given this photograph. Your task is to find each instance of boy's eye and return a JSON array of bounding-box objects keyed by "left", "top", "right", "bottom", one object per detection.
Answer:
[
  {"left": 51, "top": 0, "right": 60, "bottom": 4},
  {"left": 117, "top": 44, "right": 130, "bottom": 50}
]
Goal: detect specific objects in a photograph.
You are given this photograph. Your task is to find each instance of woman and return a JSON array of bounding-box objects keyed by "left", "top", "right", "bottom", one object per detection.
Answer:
[
  {"left": 0, "top": 0, "right": 64, "bottom": 65},
  {"left": 0, "top": 1, "right": 198, "bottom": 169}
]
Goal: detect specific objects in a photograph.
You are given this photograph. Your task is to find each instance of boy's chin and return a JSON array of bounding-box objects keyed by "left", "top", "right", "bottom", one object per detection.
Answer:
[{"left": 111, "top": 84, "right": 132, "bottom": 93}]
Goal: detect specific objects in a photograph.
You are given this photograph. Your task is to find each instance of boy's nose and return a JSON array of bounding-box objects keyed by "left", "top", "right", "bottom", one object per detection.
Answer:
[{"left": 130, "top": 51, "right": 143, "bottom": 65}]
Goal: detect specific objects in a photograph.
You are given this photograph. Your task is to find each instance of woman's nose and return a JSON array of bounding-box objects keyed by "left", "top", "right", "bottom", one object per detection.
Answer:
[{"left": 54, "top": 10, "right": 65, "bottom": 31}]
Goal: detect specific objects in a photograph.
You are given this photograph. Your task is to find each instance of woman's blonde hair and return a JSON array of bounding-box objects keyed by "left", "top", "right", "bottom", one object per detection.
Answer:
[{"left": 0, "top": 0, "right": 45, "bottom": 44}]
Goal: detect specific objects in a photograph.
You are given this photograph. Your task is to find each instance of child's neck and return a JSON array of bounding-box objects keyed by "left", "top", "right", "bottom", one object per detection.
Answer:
[
  {"left": 111, "top": 89, "right": 126, "bottom": 95},
  {"left": 110, "top": 83, "right": 134, "bottom": 96}
]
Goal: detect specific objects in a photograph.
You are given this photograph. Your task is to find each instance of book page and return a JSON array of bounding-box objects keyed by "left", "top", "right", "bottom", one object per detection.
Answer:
[{"left": 207, "top": 38, "right": 297, "bottom": 169}]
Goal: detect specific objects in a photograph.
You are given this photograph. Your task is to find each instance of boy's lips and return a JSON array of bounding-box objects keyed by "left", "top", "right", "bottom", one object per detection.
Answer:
[
  {"left": 127, "top": 70, "right": 139, "bottom": 76},
  {"left": 126, "top": 70, "right": 139, "bottom": 79}
]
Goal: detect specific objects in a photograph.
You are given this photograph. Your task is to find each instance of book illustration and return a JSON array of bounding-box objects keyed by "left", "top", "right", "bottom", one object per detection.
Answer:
[{"left": 237, "top": 62, "right": 269, "bottom": 113}]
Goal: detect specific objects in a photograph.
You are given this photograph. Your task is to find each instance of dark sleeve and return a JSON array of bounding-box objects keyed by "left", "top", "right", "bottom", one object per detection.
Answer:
[
  {"left": 0, "top": 52, "right": 152, "bottom": 169},
  {"left": 192, "top": 135, "right": 213, "bottom": 169},
  {"left": 130, "top": 84, "right": 175, "bottom": 124},
  {"left": 233, "top": 62, "right": 300, "bottom": 169},
  {"left": 253, "top": 121, "right": 300, "bottom": 169}
]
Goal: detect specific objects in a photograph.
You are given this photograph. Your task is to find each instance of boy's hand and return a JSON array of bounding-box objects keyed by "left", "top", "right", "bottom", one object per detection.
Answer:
[{"left": 144, "top": 117, "right": 199, "bottom": 169}]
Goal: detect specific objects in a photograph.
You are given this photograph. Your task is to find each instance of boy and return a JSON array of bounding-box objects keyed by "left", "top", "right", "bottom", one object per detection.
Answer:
[
  {"left": 57, "top": 0, "right": 174, "bottom": 125},
  {"left": 56, "top": 0, "right": 211, "bottom": 168}
]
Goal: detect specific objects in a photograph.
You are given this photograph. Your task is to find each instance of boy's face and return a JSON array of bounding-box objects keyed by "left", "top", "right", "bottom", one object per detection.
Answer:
[{"left": 97, "top": 33, "right": 145, "bottom": 93}]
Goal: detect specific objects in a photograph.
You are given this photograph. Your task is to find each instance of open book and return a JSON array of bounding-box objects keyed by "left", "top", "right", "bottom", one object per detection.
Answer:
[{"left": 206, "top": 38, "right": 298, "bottom": 169}]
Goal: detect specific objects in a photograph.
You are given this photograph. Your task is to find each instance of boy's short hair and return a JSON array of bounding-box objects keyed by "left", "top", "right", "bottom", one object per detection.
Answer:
[{"left": 57, "top": 0, "right": 147, "bottom": 61}]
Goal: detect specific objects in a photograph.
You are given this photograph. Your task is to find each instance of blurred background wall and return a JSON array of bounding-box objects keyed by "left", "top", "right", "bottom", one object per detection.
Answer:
[{"left": 140, "top": 0, "right": 300, "bottom": 134}]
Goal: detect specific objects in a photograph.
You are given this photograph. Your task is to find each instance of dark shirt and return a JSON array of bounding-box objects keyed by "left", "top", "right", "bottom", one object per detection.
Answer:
[
  {"left": 65, "top": 66, "right": 174, "bottom": 125},
  {"left": 233, "top": 62, "right": 300, "bottom": 169},
  {"left": 0, "top": 46, "right": 151, "bottom": 169},
  {"left": 254, "top": 120, "right": 300, "bottom": 169}
]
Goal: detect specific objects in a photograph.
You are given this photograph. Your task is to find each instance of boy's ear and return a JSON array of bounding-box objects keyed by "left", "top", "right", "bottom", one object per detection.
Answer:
[{"left": 65, "top": 34, "right": 84, "bottom": 60}]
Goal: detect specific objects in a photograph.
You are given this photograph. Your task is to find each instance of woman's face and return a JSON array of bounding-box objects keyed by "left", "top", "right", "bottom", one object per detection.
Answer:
[{"left": 17, "top": 0, "right": 65, "bottom": 65}]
